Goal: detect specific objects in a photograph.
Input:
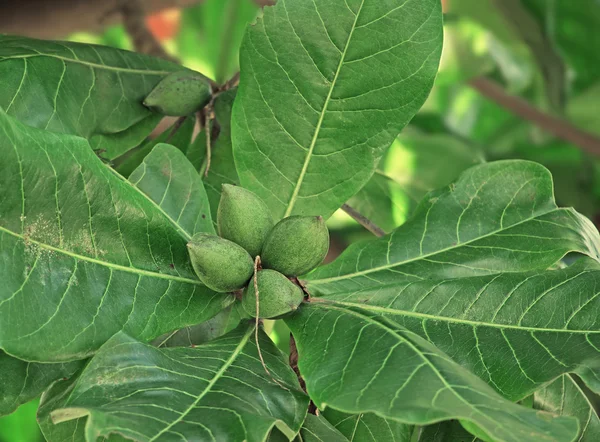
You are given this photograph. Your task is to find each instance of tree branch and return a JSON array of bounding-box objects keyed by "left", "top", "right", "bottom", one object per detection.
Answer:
[
  {"left": 341, "top": 204, "right": 385, "bottom": 237},
  {"left": 469, "top": 77, "right": 600, "bottom": 156}
]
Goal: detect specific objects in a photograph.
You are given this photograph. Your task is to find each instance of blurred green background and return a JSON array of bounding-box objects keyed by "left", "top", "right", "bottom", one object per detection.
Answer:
[{"left": 2, "top": 0, "right": 600, "bottom": 439}]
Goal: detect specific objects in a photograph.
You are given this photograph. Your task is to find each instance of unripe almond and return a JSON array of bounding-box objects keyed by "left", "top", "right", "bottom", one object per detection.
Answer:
[
  {"left": 187, "top": 233, "right": 253, "bottom": 293},
  {"left": 217, "top": 184, "right": 274, "bottom": 258},
  {"left": 144, "top": 71, "right": 211, "bottom": 116},
  {"left": 242, "top": 270, "right": 304, "bottom": 318},
  {"left": 261, "top": 216, "right": 329, "bottom": 276}
]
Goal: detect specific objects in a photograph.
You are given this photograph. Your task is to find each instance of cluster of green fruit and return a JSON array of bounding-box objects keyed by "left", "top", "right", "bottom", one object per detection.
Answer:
[{"left": 187, "top": 185, "right": 329, "bottom": 319}]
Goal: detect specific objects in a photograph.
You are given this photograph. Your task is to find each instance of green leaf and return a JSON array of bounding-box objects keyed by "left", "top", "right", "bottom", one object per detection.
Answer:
[
  {"left": 323, "top": 409, "right": 413, "bottom": 442},
  {"left": 268, "top": 414, "right": 349, "bottom": 442},
  {"left": 232, "top": 0, "right": 443, "bottom": 220},
  {"left": 152, "top": 302, "right": 248, "bottom": 348},
  {"left": 297, "top": 414, "right": 349, "bottom": 442},
  {"left": 42, "top": 324, "right": 309, "bottom": 442},
  {"left": 418, "top": 420, "right": 478, "bottom": 441},
  {"left": 115, "top": 115, "right": 196, "bottom": 178},
  {"left": 285, "top": 304, "right": 579, "bottom": 442},
  {"left": 306, "top": 161, "right": 600, "bottom": 294},
  {"left": 534, "top": 375, "right": 600, "bottom": 442},
  {"left": 129, "top": 143, "right": 215, "bottom": 237},
  {"left": 0, "top": 111, "right": 232, "bottom": 362},
  {"left": 0, "top": 352, "right": 83, "bottom": 416},
  {"left": 0, "top": 36, "right": 183, "bottom": 159},
  {"left": 310, "top": 258, "right": 600, "bottom": 400},
  {"left": 419, "top": 375, "right": 600, "bottom": 442}
]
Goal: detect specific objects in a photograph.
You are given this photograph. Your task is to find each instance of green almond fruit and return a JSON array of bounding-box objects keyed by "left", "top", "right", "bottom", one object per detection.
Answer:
[
  {"left": 261, "top": 215, "right": 329, "bottom": 276},
  {"left": 143, "top": 70, "right": 212, "bottom": 116},
  {"left": 242, "top": 270, "right": 304, "bottom": 318},
  {"left": 217, "top": 184, "right": 274, "bottom": 257},
  {"left": 187, "top": 233, "right": 253, "bottom": 293}
]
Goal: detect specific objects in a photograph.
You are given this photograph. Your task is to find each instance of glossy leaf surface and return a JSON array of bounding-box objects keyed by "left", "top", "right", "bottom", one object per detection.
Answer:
[{"left": 232, "top": 0, "right": 443, "bottom": 220}]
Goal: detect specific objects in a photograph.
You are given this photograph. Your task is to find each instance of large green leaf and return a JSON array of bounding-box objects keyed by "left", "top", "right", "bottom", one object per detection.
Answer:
[
  {"left": 418, "top": 375, "right": 600, "bottom": 442},
  {"left": 128, "top": 143, "right": 215, "bottom": 238},
  {"left": 306, "top": 161, "right": 600, "bottom": 294},
  {"left": 323, "top": 409, "right": 413, "bottom": 442},
  {"left": 0, "top": 352, "right": 83, "bottom": 416},
  {"left": 0, "top": 36, "right": 182, "bottom": 159},
  {"left": 308, "top": 257, "right": 600, "bottom": 401},
  {"left": 42, "top": 325, "right": 309, "bottom": 442},
  {"left": 232, "top": 0, "right": 443, "bottom": 220},
  {"left": 285, "top": 304, "right": 578, "bottom": 442},
  {"left": 0, "top": 111, "right": 231, "bottom": 362},
  {"left": 534, "top": 375, "right": 600, "bottom": 442}
]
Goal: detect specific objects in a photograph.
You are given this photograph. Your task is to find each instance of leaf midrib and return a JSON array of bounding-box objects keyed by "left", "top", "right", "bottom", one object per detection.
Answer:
[
  {"left": 314, "top": 298, "right": 600, "bottom": 335},
  {"left": 0, "top": 224, "right": 202, "bottom": 285},
  {"left": 148, "top": 325, "right": 254, "bottom": 441},
  {"left": 283, "top": 0, "right": 365, "bottom": 217},
  {"left": 307, "top": 206, "right": 571, "bottom": 285},
  {"left": 0, "top": 54, "right": 171, "bottom": 76}
]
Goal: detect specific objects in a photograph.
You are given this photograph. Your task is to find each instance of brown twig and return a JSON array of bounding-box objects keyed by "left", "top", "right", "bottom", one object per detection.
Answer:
[
  {"left": 469, "top": 77, "right": 600, "bottom": 157},
  {"left": 289, "top": 334, "right": 317, "bottom": 414},
  {"left": 341, "top": 204, "right": 385, "bottom": 237}
]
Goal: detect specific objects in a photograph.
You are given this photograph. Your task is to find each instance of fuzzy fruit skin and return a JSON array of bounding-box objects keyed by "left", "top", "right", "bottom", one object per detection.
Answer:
[
  {"left": 242, "top": 270, "right": 304, "bottom": 318},
  {"left": 261, "top": 216, "right": 329, "bottom": 276},
  {"left": 217, "top": 184, "right": 274, "bottom": 258},
  {"left": 187, "top": 233, "right": 253, "bottom": 293},
  {"left": 143, "top": 71, "right": 211, "bottom": 116}
]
